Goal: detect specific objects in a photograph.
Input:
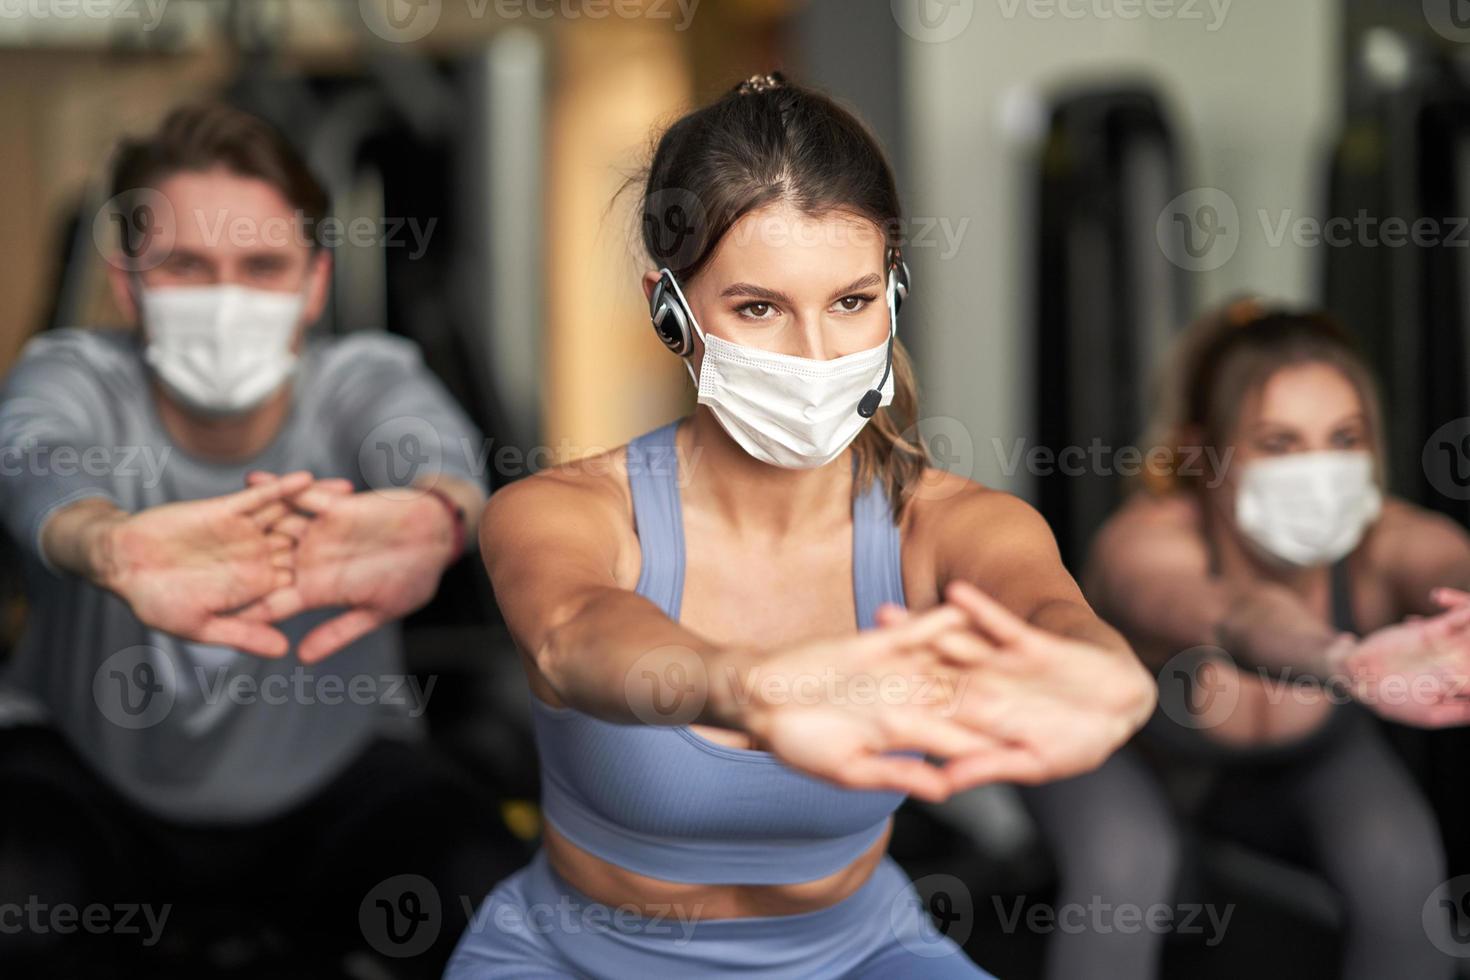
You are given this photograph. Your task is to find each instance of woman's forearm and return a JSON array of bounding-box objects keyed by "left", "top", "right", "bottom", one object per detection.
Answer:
[
  {"left": 534, "top": 586, "right": 749, "bottom": 729},
  {"left": 1214, "top": 583, "right": 1353, "bottom": 681}
]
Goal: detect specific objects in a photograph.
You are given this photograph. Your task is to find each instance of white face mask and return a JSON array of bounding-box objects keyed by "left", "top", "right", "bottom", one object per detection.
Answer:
[
  {"left": 139, "top": 283, "right": 305, "bottom": 417},
  {"left": 682, "top": 280, "right": 896, "bottom": 470},
  {"left": 1234, "top": 450, "right": 1382, "bottom": 567}
]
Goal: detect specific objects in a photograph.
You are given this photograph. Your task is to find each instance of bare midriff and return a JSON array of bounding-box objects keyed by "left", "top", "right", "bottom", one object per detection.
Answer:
[
  {"left": 1192, "top": 664, "right": 1337, "bottom": 747},
  {"left": 542, "top": 818, "right": 892, "bottom": 920}
]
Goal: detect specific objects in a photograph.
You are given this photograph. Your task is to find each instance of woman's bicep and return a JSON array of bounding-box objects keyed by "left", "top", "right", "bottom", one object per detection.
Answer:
[
  {"left": 480, "top": 475, "right": 625, "bottom": 656},
  {"left": 1083, "top": 505, "right": 1231, "bottom": 660}
]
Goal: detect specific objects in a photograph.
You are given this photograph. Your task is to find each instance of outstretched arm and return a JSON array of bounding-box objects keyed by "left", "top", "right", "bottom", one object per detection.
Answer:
[{"left": 915, "top": 486, "right": 1157, "bottom": 787}]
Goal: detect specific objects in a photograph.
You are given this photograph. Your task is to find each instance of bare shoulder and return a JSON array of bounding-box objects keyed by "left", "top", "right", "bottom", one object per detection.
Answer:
[
  {"left": 1365, "top": 495, "right": 1470, "bottom": 564},
  {"left": 480, "top": 443, "right": 635, "bottom": 551},
  {"left": 1096, "top": 491, "right": 1201, "bottom": 542},
  {"left": 905, "top": 468, "right": 1048, "bottom": 540}
]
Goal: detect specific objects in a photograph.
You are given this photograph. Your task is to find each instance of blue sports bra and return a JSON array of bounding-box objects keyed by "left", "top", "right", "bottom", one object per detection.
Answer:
[{"left": 529, "top": 420, "right": 910, "bottom": 885}]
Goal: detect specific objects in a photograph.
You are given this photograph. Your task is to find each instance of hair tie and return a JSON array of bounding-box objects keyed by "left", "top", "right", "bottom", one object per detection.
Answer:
[{"left": 736, "top": 72, "right": 785, "bottom": 96}]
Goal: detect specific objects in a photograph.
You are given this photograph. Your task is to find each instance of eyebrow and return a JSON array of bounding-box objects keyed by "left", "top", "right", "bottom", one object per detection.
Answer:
[
  {"left": 718, "top": 273, "right": 883, "bottom": 304},
  {"left": 1250, "top": 412, "right": 1368, "bottom": 432}
]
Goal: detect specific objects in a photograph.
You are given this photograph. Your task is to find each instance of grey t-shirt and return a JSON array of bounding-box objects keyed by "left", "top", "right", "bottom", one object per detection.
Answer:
[{"left": 0, "top": 327, "right": 486, "bottom": 824}]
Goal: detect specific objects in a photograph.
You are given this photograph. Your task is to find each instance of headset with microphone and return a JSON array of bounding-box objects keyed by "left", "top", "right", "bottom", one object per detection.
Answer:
[{"left": 649, "top": 251, "right": 910, "bottom": 419}]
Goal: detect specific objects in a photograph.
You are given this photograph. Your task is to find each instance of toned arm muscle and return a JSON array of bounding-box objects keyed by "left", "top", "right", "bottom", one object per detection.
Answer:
[
  {"left": 1085, "top": 497, "right": 1347, "bottom": 678},
  {"left": 481, "top": 469, "right": 741, "bottom": 727}
]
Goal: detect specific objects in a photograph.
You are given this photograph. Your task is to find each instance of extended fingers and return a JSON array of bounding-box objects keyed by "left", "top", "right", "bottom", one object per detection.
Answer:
[
  {"left": 841, "top": 754, "right": 952, "bottom": 803},
  {"left": 233, "top": 586, "right": 307, "bottom": 623},
  {"left": 1431, "top": 587, "right": 1470, "bottom": 610},
  {"left": 195, "top": 616, "right": 290, "bottom": 658},
  {"left": 299, "top": 609, "right": 383, "bottom": 664},
  {"left": 228, "top": 470, "right": 314, "bottom": 514},
  {"left": 945, "top": 580, "right": 1032, "bottom": 647},
  {"left": 943, "top": 746, "right": 1051, "bottom": 790}
]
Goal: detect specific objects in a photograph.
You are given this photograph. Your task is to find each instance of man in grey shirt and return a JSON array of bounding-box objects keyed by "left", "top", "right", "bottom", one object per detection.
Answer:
[{"left": 0, "top": 104, "right": 523, "bottom": 977}]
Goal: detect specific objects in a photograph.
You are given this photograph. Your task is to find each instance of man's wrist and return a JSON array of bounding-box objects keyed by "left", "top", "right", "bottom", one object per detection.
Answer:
[{"left": 421, "top": 485, "right": 466, "bottom": 564}]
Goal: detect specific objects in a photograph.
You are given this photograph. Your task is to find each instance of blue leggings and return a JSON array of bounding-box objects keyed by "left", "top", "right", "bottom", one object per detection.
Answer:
[{"left": 444, "top": 849, "right": 993, "bottom": 979}]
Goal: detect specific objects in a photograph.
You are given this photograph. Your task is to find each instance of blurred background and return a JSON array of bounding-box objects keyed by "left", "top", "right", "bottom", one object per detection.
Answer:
[{"left": 4, "top": 0, "right": 1470, "bottom": 976}]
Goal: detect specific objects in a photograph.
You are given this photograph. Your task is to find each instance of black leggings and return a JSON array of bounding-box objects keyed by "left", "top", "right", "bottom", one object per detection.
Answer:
[
  {"left": 0, "top": 726, "right": 530, "bottom": 979},
  {"left": 1019, "top": 707, "right": 1454, "bottom": 980}
]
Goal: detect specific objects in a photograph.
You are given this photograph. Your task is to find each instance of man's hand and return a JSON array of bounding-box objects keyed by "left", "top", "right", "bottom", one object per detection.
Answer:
[
  {"left": 239, "top": 478, "right": 462, "bottom": 663},
  {"left": 79, "top": 472, "right": 314, "bottom": 657}
]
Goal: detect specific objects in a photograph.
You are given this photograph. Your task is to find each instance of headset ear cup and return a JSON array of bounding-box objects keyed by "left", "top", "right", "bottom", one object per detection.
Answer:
[
  {"left": 652, "top": 298, "right": 692, "bottom": 356},
  {"left": 891, "top": 260, "right": 911, "bottom": 314}
]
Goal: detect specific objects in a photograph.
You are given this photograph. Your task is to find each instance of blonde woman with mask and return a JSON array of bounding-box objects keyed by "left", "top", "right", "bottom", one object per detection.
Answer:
[{"left": 1021, "top": 300, "right": 1470, "bottom": 980}]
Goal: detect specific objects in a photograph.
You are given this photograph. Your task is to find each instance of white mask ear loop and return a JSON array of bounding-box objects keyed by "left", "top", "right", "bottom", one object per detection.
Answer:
[{"left": 680, "top": 294, "right": 707, "bottom": 388}]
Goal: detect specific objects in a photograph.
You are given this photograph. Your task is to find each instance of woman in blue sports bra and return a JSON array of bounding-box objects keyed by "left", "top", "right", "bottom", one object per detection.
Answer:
[{"left": 446, "top": 72, "right": 1157, "bottom": 979}]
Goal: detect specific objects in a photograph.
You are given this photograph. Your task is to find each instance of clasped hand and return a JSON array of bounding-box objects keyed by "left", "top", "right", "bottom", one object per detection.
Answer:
[{"left": 96, "top": 470, "right": 461, "bottom": 663}]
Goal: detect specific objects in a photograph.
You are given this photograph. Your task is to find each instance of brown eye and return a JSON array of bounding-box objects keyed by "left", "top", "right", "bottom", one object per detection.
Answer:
[
  {"left": 739, "top": 301, "right": 775, "bottom": 320},
  {"left": 834, "top": 294, "right": 876, "bottom": 314}
]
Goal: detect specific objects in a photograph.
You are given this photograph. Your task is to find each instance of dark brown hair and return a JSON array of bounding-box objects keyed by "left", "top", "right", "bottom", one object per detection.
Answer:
[
  {"left": 109, "top": 103, "right": 329, "bottom": 256},
  {"left": 1143, "top": 298, "right": 1386, "bottom": 495},
  {"left": 638, "top": 72, "right": 927, "bottom": 518}
]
